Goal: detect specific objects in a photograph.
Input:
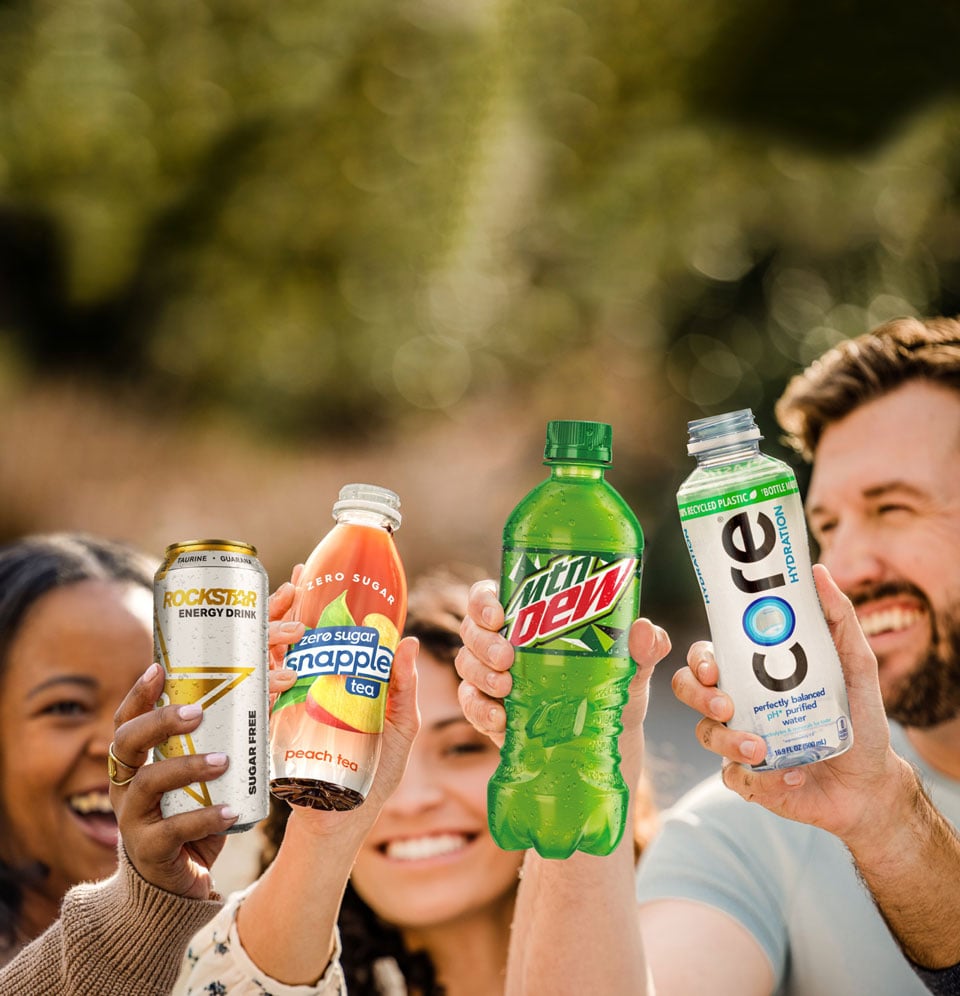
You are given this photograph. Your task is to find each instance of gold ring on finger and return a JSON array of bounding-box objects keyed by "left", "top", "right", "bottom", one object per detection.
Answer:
[{"left": 108, "top": 741, "right": 140, "bottom": 787}]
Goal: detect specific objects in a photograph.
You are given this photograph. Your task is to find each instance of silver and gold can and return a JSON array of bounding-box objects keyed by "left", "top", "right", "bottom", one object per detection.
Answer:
[{"left": 153, "top": 539, "right": 269, "bottom": 833}]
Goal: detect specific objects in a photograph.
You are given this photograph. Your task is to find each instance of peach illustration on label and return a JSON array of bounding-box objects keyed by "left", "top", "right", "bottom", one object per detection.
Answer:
[
  {"left": 361, "top": 612, "right": 399, "bottom": 649},
  {"left": 305, "top": 673, "right": 386, "bottom": 734}
]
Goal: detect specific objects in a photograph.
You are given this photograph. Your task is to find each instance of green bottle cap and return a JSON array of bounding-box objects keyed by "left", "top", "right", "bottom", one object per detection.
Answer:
[{"left": 543, "top": 420, "right": 613, "bottom": 465}]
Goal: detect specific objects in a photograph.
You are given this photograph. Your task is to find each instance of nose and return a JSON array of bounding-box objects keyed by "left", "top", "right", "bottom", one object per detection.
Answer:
[
  {"left": 90, "top": 707, "right": 116, "bottom": 761},
  {"left": 818, "top": 521, "right": 887, "bottom": 596},
  {"left": 380, "top": 753, "right": 444, "bottom": 817}
]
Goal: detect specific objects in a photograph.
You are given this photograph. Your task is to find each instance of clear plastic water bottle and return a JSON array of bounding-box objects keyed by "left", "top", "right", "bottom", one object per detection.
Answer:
[
  {"left": 489, "top": 420, "right": 644, "bottom": 858},
  {"left": 677, "top": 409, "right": 853, "bottom": 768}
]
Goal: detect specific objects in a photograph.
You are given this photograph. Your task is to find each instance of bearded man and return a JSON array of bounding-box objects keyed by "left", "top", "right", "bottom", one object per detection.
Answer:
[{"left": 456, "top": 316, "right": 960, "bottom": 995}]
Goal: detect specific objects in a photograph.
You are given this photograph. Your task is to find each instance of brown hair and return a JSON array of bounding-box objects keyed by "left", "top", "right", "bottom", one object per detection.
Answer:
[{"left": 775, "top": 315, "right": 960, "bottom": 461}]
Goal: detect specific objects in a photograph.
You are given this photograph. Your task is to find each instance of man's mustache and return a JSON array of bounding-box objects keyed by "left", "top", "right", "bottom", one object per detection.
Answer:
[{"left": 847, "top": 580, "right": 931, "bottom": 611}]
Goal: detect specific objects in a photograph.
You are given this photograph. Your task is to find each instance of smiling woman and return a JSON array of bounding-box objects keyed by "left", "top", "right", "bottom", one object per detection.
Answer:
[
  {"left": 256, "top": 565, "right": 524, "bottom": 996},
  {"left": 343, "top": 566, "right": 523, "bottom": 996},
  {"left": 0, "top": 533, "right": 155, "bottom": 965}
]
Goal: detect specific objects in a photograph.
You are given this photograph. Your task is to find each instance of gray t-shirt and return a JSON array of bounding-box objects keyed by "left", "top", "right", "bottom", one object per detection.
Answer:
[{"left": 636, "top": 723, "right": 960, "bottom": 995}]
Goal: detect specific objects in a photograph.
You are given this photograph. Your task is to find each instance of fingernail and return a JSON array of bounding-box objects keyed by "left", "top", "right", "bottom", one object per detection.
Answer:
[
  {"left": 709, "top": 696, "right": 727, "bottom": 718},
  {"left": 274, "top": 669, "right": 296, "bottom": 683},
  {"left": 697, "top": 660, "right": 711, "bottom": 682},
  {"left": 740, "top": 740, "right": 760, "bottom": 762},
  {"left": 178, "top": 703, "right": 202, "bottom": 720},
  {"left": 486, "top": 671, "right": 501, "bottom": 693},
  {"left": 783, "top": 770, "right": 803, "bottom": 786},
  {"left": 481, "top": 606, "right": 497, "bottom": 627},
  {"left": 206, "top": 752, "right": 228, "bottom": 767},
  {"left": 279, "top": 621, "right": 302, "bottom": 636},
  {"left": 220, "top": 805, "right": 239, "bottom": 821},
  {"left": 488, "top": 706, "right": 501, "bottom": 727},
  {"left": 143, "top": 662, "right": 161, "bottom": 682}
]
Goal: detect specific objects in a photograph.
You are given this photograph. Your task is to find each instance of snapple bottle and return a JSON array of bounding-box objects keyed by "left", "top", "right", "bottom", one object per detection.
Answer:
[
  {"left": 270, "top": 484, "right": 407, "bottom": 810},
  {"left": 489, "top": 420, "right": 644, "bottom": 859}
]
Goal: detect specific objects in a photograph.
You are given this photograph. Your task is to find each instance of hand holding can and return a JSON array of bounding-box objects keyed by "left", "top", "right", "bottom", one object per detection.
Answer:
[{"left": 153, "top": 539, "right": 270, "bottom": 833}]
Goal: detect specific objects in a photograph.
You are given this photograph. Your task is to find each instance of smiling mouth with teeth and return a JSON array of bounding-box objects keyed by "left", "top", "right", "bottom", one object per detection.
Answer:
[
  {"left": 70, "top": 790, "right": 115, "bottom": 818},
  {"left": 383, "top": 833, "right": 475, "bottom": 861},
  {"left": 858, "top": 605, "right": 924, "bottom": 637}
]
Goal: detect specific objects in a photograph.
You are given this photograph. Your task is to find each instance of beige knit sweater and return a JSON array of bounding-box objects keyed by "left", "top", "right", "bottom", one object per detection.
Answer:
[{"left": 0, "top": 846, "right": 222, "bottom": 996}]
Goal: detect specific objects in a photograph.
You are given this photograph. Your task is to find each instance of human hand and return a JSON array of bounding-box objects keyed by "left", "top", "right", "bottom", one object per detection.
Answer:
[
  {"left": 355, "top": 634, "right": 421, "bottom": 811},
  {"left": 671, "top": 564, "right": 908, "bottom": 846},
  {"left": 109, "top": 662, "right": 236, "bottom": 900},
  {"left": 455, "top": 580, "right": 513, "bottom": 747},
  {"left": 281, "top": 635, "right": 421, "bottom": 838},
  {"left": 267, "top": 565, "right": 306, "bottom": 704},
  {"left": 455, "top": 579, "right": 672, "bottom": 774},
  {"left": 619, "top": 619, "right": 672, "bottom": 785},
  {"left": 233, "top": 637, "right": 420, "bottom": 986}
]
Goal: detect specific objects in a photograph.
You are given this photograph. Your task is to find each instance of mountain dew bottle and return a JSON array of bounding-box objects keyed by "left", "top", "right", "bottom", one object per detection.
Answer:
[{"left": 489, "top": 420, "right": 644, "bottom": 859}]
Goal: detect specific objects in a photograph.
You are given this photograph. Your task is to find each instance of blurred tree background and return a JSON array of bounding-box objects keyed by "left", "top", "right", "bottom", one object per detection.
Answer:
[{"left": 1, "top": 0, "right": 959, "bottom": 635}]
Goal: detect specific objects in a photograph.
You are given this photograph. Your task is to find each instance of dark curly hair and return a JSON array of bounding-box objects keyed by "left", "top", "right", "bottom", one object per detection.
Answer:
[
  {"left": 261, "top": 564, "right": 489, "bottom": 995},
  {"left": 0, "top": 533, "right": 154, "bottom": 955}
]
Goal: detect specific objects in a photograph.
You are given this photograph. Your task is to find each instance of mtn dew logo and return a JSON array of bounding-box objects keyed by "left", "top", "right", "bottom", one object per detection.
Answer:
[{"left": 502, "top": 550, "right": 641, "bottom": 650}]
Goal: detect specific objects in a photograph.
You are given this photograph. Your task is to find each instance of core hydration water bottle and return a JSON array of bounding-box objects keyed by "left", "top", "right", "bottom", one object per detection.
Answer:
[
  {"left": 677, "top": 409, "right": 852, "bottom": 769},
  {"left": 489, "top": 420, "right": 644, "bottom": 859},
  {"left": 270, "top": 484, "right": 407, "bottom": 810}
]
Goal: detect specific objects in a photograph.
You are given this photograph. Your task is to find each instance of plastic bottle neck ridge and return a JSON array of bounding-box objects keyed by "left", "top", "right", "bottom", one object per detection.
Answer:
[
  {"left": 687, "top": 409, "right": 763, "bottom": 466},
  {"left": 549, "top": 462, "right": 606, "bottom": 480},
  {"left": 332, "top": 484, "right": 402, "bottom": 531}
]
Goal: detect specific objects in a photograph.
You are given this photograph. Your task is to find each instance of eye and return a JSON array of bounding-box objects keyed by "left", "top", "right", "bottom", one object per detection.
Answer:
[
  {"left": 878, "top": 503, "right": 912, "bottom": 516},
  {"left": 444, "top": 739, "right": 494, "bottom": 759},
  {"left": 40, "top": 699, "right": 90, "bottom": 719},
  {"left": 810, "top": 518, "right": 836, "bottom": 543}
]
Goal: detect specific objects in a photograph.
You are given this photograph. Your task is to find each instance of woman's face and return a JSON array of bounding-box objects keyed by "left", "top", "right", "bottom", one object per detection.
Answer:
[
  {"left": 351, "top": 651, "right": 521, "bottom": 930},
  {"left": 0, "top": 579, "right": 153, "bottom": 901}
]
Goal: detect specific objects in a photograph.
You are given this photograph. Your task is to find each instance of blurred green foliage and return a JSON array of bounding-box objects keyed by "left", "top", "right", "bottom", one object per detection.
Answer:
[{"left": 1, "top": 0, "right": 959, "bottom": 440}]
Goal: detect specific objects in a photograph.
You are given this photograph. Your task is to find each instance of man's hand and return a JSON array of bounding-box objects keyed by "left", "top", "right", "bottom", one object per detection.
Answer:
[{"left": 670, "top": 564, "right": 911, "bottom": 848}]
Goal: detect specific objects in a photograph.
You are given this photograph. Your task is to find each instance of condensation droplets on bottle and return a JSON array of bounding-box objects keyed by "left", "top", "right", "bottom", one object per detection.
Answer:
[{"left": 489, "top": 420, "right": 644, "bottom": 858}]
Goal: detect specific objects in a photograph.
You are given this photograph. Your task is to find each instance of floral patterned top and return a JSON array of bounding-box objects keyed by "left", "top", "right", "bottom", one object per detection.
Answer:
[{"left": 172, "top": 882, "right": 346, "bottom": 996}]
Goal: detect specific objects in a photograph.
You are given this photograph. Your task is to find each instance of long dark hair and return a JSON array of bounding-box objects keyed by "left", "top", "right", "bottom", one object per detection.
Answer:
[
  {"left": 0, "top": 532, "right": 154, "bottom": 952},
  {"left": 261, "top": 565, "right": 487, "bottom": 995}
]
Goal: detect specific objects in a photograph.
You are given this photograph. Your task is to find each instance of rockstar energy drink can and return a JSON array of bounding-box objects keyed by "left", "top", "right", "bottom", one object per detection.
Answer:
[{"left": 153, "top": 539, "right": 269, "bottom": 833}]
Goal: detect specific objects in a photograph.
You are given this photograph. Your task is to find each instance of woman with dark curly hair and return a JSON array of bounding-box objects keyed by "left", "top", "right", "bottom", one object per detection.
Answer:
[
  {"left": 0, "top": 532, "right": 156, "bottom": 964},
  {"left": 254, "top": 566, "right": 659, "bottom": 995},
  {"left": 257, "top": 565, "right": 523, "bottom": 995}
]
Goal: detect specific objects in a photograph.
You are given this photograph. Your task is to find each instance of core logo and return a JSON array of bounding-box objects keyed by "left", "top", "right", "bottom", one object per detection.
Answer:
[
  {"left": 721, "top": 508, "right": 806, "bottom": 692},
  {"left": 505, "top": 555, "right": 639, "bottom": 648},
  {"left": 283, "top": 625, "right": 393, "bottom": 682},
  {"left": 163, "top": 588, "right": 258, "bottom": 608}
]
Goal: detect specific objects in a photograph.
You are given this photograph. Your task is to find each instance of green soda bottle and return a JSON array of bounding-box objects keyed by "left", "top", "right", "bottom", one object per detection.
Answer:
[{"left": 489, "top": 420, "right": 644, "bottom": 859}]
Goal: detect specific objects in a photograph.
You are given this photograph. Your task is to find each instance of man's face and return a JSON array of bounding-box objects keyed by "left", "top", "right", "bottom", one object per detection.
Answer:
[{"left": 806, "top": 379, "right": 960, "bottom": 727}]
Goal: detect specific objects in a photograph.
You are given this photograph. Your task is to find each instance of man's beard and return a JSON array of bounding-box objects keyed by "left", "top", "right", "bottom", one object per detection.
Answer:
[{"left": 851, "top": 581, "right": 960, "bottom": 728}]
